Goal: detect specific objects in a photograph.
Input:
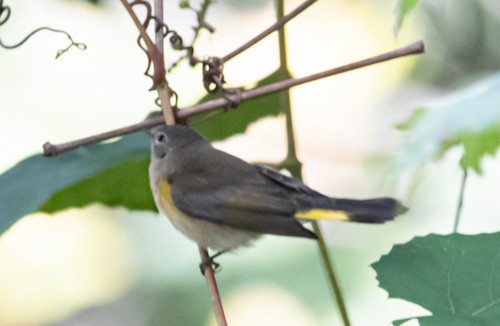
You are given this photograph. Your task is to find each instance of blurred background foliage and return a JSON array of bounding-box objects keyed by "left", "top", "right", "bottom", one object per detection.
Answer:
[{"left": 0, "top": 0, "right": 499, "bottom": 325}]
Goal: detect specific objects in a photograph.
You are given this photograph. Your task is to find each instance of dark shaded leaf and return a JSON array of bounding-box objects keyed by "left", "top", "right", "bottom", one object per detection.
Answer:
[
  {"left": 0, "top": 133, "right": 152, "bottom": 236},
  {"left": 373, "top": 233, "right": 500, "bottom": 325},
  {"left": 189, "top": 70, "right": 283, "bottom": 141}
]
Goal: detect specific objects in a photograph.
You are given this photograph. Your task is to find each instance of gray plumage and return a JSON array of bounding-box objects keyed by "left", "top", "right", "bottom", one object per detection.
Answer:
[{"left": 148, "top": 124, "right": 406, "bottom": 251}]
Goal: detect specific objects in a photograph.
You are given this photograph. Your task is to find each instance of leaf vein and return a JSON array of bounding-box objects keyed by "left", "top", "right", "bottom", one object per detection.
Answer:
[{"left": 447, "top": 270, "right": 456, "bottom": 314}]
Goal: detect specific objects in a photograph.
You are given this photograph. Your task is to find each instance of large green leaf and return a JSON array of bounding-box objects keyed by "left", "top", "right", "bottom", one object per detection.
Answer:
[
  {"left": 373, "top": 233, "right": 500, "bottom": 325},
  {"left": 394, "top": 0, "right": 420, "bottom": 35},
  {"left": 0, "top": 70, "right": 285, "bottom": 236},
  {"left": 189, "top": 70, "right": 283, "bottom": 141},
  {"left": 396, "top": 72, "right": 500, "bottom": 174},
  {"left": 0, "top": 132, "right": 153, "bottom": 236}
]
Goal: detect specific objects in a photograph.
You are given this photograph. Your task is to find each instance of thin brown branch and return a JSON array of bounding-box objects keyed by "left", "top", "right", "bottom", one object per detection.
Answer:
[
  {"left": 199, "top": 247, "right": 228, "bottom": 326},
  {"left": 120, "top": 0, "right": 164, "bottom": 86},
  {"left": 221, "top": 0, "right": 318, "bottom": 62},
  {"left": 153, "top": 1, "right": 225, "bottom": 323},
  {"left": 43, "top": 41, "right": 424, "bottom": 156},
  {"left": 152, "top": 0, "right": 175, "bottom": 125},
  {"left": 181, "top": 40, "right": 425, "bottom": 116},
  {"left": 120, "top": 0, "right": 175, "bottom": 124},
  {"left": 154, "top": 0, "right": 164, "bottom": 55}
]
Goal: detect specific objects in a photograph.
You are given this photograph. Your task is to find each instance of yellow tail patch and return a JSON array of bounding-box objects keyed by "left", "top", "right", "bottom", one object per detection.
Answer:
[{"left": 295, "top": 209, "right": 350, "bottom": 221}]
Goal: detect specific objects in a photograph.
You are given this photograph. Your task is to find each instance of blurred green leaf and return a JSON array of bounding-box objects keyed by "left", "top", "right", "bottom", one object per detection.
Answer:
[
  {"left": 447, "top": 124, "right": 500, "bottom": 173},
  {"left": 396, "top": 72, "right": 500, "bottom": 174},
  {"left": 0, "top": 133, "right": 152, "bottom": 236},
  {"left": 373, "top": 233, "right": 500, "bottom": 325},
  {"left": 394, "top": 0, "right": 420, "bottom": 35},
  {"left": 189, "top": 70, "right": 283, "bottom": 141}
]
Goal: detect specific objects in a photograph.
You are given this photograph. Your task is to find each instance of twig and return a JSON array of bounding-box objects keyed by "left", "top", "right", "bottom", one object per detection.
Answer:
[
  {"left": 312, "top": 222, "right": 351, "bottom": 325},
  {"left": 120, "top": 0, "right": 164, "bottom": 86},
  {"left": 222, "top": 0, "right": 318, "bottom": 62},
  {"left": 199, "top": 248, "right": 228, "bottom": 326},
  {"left": 154, "top": 0, "right": 164, "bottom": 54},
  {"left": 153, "top": 0, "right": 176, "bottom": 125},
  {"left": 42, "top": 41, "right": 425, "bottom": 156},
  {"left": 275, "top": 0, "right": 350, "bottom": 324},
  {"left": 120, "top": 0, "right": 175, "bottom": 124},
  {"left": 453, "top": 166, "right": 468, "bottom": 233},
  {"left": 152, "top": 1, "right": 226, "bottom": 323}
]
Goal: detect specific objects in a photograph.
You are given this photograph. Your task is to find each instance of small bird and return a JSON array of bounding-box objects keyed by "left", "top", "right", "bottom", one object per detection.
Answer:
[{"left": 148, "top": 124, "right": 406, "bottom": 264}]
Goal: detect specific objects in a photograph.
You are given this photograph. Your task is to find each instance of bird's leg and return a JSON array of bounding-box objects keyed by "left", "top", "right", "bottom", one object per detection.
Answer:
[{"left": 199, "top": 250, "right": 228, "bottom": 275}]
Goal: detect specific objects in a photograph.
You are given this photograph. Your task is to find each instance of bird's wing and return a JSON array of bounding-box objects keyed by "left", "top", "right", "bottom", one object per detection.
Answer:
[
  {"left": 170, "top": 150, "right": 316, "bottom": 238},
  {"left": 254, "top": 164, "right": 323, "bottom": 196}
]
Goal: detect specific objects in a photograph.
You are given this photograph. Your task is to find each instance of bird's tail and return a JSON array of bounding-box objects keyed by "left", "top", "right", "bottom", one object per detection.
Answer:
[{"left": 295, "top": 197, "right": 407, "bottom": 223}]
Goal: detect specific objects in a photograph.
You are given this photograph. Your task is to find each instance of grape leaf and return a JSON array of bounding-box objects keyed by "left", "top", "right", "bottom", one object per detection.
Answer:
[
  {"left": 394, "top": 0, "right": 420, "bottom": 35},
  {"left": 396, "top": 72, "right": 500, "bottom": 174},
  {"left": 373, "top": 233, "right": 500, "bottom": 325},
  {"left": 189, "top": 69, "right": 283, "bottom": 141},
  {"left": 0, "top": 133, "right": 153, "bottom": 236}
]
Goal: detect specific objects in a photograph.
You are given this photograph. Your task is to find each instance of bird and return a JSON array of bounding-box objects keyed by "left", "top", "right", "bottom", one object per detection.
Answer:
[{"left": 148, "top": 124, "right": 407, "bottom": 268}]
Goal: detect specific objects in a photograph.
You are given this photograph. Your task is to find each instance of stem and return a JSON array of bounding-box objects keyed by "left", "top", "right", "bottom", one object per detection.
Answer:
[
  {"left": 275, "top": 0, "right": 301, "bottom": 178},
  {"left": 453, "top": 166, "right": 468, "bottom": 233},
  {"left": 275, "top": 1, "right": 350, "bottom": 325},
  {"left": 42, "top": 41, "right": 424, "bottom": 156},
  {"left": 153, "top": 0, "right": 175, "bottom": 125},
  {"left": 154, "top": 0, "right": 164, "bottom": 54},
  {"left": 120, "top": 0, "right": 175, "bottom": 124},
  {"left": 222, "top": 0, "right": 318, "bottom": 63},
  {"left": 152, "top": 1, "right": 225, "bottom": 323},
  {"left": 311, "top": 223, "right": 351, "bottom": 326},
  {"left": 199, "top": 247, "right": 228, "bottom": 326}
]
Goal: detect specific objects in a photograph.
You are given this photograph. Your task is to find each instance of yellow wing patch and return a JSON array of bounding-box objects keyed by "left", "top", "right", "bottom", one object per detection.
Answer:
[{"left": 295, "top": 209, "right": 350, "bottom": 221}]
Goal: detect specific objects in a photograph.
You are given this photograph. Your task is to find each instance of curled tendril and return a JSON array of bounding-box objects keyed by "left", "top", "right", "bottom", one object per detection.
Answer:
[
  {"left": 0, "top": 0, "right": 86, "bottom": 58},
  {"left": 128, "top": 0, "right": 238, "bottom": 109},
  {"left": 0, "top": 1, "right": 11, "bottom": 26},
  {"left": 129, "top": 0, "right": 201, "bottom": 107},
  {"left": 168, "top": 0, "right": 215, "bottom": 72}
]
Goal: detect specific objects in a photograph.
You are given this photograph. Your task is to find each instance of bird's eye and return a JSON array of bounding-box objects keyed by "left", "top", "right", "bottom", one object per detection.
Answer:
[{"left": 156, "top": 133, "right": 167, "bottom": 143}]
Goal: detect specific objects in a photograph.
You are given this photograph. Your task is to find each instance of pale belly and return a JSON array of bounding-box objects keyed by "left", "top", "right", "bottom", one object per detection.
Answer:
[{"left": 151, "top": 179, "right": 260, "bottom": 251}]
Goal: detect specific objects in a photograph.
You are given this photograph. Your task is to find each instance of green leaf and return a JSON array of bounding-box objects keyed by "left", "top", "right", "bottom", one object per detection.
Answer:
[
  {"left": 0, "top": 132, "right": 153, "bottom": 236},
  {"left": 458, "top": 125, "right": 500, "bottom": 173},
  {"left": 394, "top": 0, "right": 420, "bottom": 35},
  {"left": 396, "top": 72, "right": 500, "bottom": 174},
  {"left": 189, "top": 70, "right": 283, "bottom": 141},
  {"left": 373, "top": 233, "right": 500, "bottom": 325}
]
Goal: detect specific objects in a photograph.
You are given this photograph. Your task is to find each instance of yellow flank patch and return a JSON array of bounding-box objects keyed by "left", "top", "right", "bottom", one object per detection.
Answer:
[
  {"left": 157, "top": 180, "right": 188, "bottom": 218},
  {"left": 295, "top": 209, "right": 350, "bottom": 221}
]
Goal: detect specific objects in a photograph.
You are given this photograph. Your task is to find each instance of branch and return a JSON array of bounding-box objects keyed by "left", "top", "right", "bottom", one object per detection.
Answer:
[
  {"left": 275, "top": 1, "right": 349, "bottom": 324},
  {"left": 119, "top": 0, "right": 175, "bottom": 124},
  {"left": 42, "top": 41, "right": 425, "bottom": 156},
  {"left": 199, "top": 248, "right": 228, "bottom": 326},
  {"left": 221, "top": 0, "right": 318, "bottom": 62},
  {"left": 152, "top": 1, "right": 226, "bottom": 324}
]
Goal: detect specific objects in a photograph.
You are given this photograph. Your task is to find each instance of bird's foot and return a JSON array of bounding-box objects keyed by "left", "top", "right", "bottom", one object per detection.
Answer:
[
  {"left": 199, "top": 259, "right": 221, "bottom": 275},
  {"left": 199, "top": 250, "right": 227, "bottom": 275}
]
